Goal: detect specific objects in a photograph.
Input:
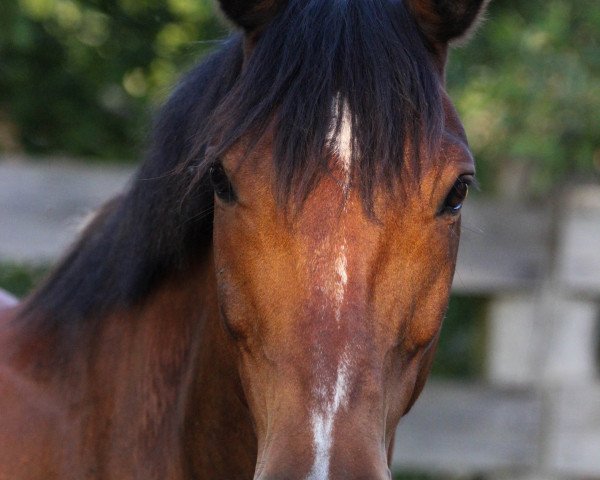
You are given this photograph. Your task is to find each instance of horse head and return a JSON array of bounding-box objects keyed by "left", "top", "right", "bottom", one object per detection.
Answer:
[{"left": 207, "top": 0, "right": 488, "bottom": 478}]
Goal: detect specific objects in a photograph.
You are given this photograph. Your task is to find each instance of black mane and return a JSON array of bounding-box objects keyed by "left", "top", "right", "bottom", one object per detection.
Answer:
[
  {"left": 21, "top": 0, "right": 443, "bottom": 333},
  {"left": 197, "top": 0, "right": 443, "bottom": 205},
  {"left": 19, "top": 39, "right": 244, "bottom": 334}
]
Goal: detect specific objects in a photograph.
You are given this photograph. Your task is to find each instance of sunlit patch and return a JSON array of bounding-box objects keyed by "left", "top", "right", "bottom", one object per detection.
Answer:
[{"left": 332, "top": 242, "right": 348, "bottom": 324}]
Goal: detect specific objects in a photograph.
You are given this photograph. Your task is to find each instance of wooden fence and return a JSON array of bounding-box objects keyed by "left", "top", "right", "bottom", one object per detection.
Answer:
[{"left": 1, "top": 158, "right": 599, "bottom": 479}]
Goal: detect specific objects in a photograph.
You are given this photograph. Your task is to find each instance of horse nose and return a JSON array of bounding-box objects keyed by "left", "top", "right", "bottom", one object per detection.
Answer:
[
  {"left": 257, "top": 471, "right": 391, "bottom": 480},
  {"left": 256, "top": 468, "right": 392, "bottom": 480},
  {"left": 255, "top": 455, "right": 392, "bottom": 480}
]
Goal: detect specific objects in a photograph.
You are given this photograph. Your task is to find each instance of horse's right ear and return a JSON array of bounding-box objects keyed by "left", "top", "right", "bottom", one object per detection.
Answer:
[
  {"left": 406, "top": 0, "right": 490, "bottom": 46},
  {"left": 218, "top": 0, "right": 284, "bottom": 37}
]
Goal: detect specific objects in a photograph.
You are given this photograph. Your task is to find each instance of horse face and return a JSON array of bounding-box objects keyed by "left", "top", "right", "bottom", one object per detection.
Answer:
[
  {"left": 210, "top": 105, "right": 474, "bottom": 479},
  {"left": 211, "top": 1, "right": 486, "bottom": 478}
]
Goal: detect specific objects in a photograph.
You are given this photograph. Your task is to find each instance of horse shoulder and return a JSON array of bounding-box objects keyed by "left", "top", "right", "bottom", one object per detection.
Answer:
[
  {"left": 0, "top": 373, "right": 63, "bottom": 478},
  {"left": 0, "top": 316, "right": 66, "bottom": 479}
]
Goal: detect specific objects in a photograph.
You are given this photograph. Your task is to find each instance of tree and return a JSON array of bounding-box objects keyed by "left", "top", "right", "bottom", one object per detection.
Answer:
[
  {"left": 0, "top": 0, "right": 225, "bottom": 159},
  {"left": 447, "top": 0, "right": 600, "bottom": 195}
]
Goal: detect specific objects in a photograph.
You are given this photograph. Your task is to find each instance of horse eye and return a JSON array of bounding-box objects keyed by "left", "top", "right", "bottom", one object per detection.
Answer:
[
  {"left": 442, "top": 178, "right": 470, "bottom": 215},
  {"left": 209, "top": 163, "right": 236, "bottom": 203}
]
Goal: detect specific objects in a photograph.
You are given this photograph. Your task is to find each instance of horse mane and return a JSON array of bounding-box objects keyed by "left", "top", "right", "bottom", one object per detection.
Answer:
[
  {"left": 195, "top": 0, "right": 444, "bottom": 206},
  {"left": 19, "top": 0, "right": 443, "bottom": 337},
  {"left": 19, "top": 38, "right": 244, "bottom": 335}
]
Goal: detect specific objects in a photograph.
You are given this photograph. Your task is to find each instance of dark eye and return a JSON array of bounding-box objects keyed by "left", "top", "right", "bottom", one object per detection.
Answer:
[
  {"left": 442, "top": 177, "right": 470, "bottom": 215},
  {"left": 209, "top": 163, "right": 236, "bottom": 203}
]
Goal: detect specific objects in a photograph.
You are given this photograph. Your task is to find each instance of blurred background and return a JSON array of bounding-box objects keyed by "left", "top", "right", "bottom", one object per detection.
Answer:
[{"left": 0, "top": 0, "right": 599, "bottom": 479}]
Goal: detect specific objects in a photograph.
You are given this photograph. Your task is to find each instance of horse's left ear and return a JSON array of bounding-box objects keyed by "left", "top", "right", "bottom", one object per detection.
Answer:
[
  {"left": 218, "top": 0, "right": 284, "bottom": 37},
  {"left": 406, "top": 0, "right": 490, "bottom": 47}
]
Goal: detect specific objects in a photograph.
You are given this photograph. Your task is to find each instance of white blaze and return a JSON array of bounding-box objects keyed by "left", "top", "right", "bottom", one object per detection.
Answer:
[
  {"left": 307, "top": 353, "right": 351, "bottom": 480},
  {"left": 307, "top": 237, "right": 351, "bottom": 480},
  {"left": 328, "top": 96, "right": 353, "bottom": 190},
  {"left": 306, "top": 96, "right": 356, "bottom": 480}
]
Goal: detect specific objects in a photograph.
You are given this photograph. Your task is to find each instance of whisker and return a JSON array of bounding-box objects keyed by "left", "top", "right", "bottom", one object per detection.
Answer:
[
  {"left": 460, "top": 222, "right": 485, "bottom": 236},
  {"left": 181, "top": 205, "right": 215, "bottom": 225},
  {"left": 138, "top": 167, "right": 181, "bottom": 182},
  {"left": 453, "top": 265, "right": 466, "bottom": 291}
]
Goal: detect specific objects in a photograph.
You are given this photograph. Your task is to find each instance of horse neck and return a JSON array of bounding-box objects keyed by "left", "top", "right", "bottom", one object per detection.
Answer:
[{"left": 10, "top": 252, "right": 257, "bottom": 478}]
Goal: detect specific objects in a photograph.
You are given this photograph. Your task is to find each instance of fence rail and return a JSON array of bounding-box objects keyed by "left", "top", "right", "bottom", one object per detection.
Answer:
[{"left": 1, "top": 158, "right": 599, "bottom": 478}]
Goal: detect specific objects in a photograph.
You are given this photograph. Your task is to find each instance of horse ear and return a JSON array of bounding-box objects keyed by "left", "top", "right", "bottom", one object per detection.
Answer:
[
  {"left": 406, "top": 0, "right": 490, "bottom": 46},
  {"left": 218, "top": 0, "right": 284, "bottom": 36}
]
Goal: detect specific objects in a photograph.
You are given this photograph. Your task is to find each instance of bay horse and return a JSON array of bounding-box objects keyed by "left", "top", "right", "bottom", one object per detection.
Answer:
[{"left": 0, "top": 0, "right": 488, "bottom": 478}]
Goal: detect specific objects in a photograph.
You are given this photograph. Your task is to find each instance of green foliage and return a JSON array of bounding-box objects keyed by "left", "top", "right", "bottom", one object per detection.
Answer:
[
  {"left": 431, "top": 296, "right": 487, "bottom": 379},
  {"left": 0, "top": 0, "right": 226, "bottom": 159},
  {"left": 447, "top": 0, "right": 600, "bottom": 194},
  {"left": 0, "top": 263, "right": 49, "bottom": 298}
]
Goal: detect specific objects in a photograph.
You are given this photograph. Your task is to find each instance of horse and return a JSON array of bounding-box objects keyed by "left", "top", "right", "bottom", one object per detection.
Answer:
[{"left": 0, "top": 0, "right": 489, "bottom": 478}]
